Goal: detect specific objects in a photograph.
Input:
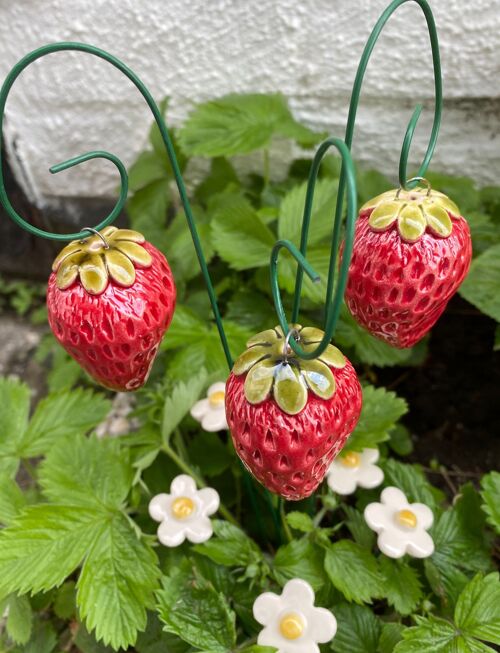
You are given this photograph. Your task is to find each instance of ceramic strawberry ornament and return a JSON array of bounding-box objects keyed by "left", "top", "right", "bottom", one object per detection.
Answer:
[
  {"left": 47, "top": 226, "right": 176, "bottom": 391},
  {"left": 225, "top": 325, "right": 362, "bottom": 500},
  {"left": 345, "top": 181, "right": 472, "bottom": 348}
]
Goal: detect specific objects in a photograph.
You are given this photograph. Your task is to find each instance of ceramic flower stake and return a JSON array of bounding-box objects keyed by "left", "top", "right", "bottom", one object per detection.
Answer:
[
  {"left": 225, "top": 325, "right": 362, "bottom": 500},
  {"left": 327, "top": 447, "right": 384, "bottom": 495},
  {"left": 253, "top": 579, "right": 337, "bottom": 653},
  {"left": 149, "top": 474, "right": 219, "bottom": 547},
  {"left": 190, "top": 382, "right": 228, "bottom": 431},
  {"left": 364, "top": 486, "right": 434, "bottom": 558}
]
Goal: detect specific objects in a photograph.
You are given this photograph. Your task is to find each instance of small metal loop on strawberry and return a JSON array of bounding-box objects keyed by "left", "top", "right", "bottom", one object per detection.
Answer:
[
  {"left": 52, "top": 226, "right": 153, "bottom": 295},
  {"left": 232, "top": 324, "right": 346, "bottom": 415},
  {"left": 363, "top": 183, "right": 460, "bottom": 243}
]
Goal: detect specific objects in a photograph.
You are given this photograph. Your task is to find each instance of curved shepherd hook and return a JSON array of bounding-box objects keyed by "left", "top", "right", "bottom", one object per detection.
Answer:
[{"left": 277, "top": 0, "right": 442, "bottom": 360}]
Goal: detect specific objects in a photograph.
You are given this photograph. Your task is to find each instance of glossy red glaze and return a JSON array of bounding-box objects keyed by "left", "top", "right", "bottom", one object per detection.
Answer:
[
  {"left": 225, "top": 359, "right": 362, "bottom": 500},
  {"left": 345, "top": 208, "right": 472, "bottom": 348},
  {"left": 47, "top": 242, "right": 176, "bottom": 391}
]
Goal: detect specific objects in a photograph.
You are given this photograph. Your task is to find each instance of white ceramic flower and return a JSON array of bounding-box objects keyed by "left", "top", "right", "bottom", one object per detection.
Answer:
[
  {"left": 148, "top": 474, "right": 219, "bottom": 547},
  {"left": 326, "top": 448, "right": 384, "bottom": 495},
  {"left": 364, "top": 486, "right": 434, "bottom": 559},
  {"left": 253, "top": 578, "right": 337, "bottom": 653},
  {"left": 190, "top": 381, "right": 228, "bottom": 431}
]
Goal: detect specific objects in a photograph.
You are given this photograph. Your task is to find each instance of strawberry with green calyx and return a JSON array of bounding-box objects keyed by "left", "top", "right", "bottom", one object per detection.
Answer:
[
  {"left": 345, "top": 184, "right": 472, "bottom": 348},
  {"left": 47, "top": 226, "right": 176, "bottom": 391},
  {"left": 225, "top": 325, "right": 362, "bottom": 500}
]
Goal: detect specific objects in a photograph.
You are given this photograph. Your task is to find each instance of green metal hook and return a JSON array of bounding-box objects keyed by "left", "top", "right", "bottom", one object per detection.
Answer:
[{"left": 0, "top": 41, "right": 233, "bottom": 369}]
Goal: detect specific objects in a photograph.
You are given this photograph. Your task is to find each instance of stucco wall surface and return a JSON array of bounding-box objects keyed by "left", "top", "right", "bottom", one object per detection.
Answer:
[{"left": 0, "top": 0, "right": 499, "bottom": 204}]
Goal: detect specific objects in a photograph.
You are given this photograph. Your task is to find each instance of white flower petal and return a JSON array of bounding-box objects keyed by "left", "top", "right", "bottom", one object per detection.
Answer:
[
  {"left": 381, "top": 486, "right": 408, "bottom": 509},
  {"left": 190, "top": 398, "right": 210, "bottom": 420},
  {"left": 377, "top": 528, "right": 407, "bottom": 559},
  {"left": 170, "top": 474, "right": 197, "bottom": 497},
  {"left": 201, "top": 408, "right": 228, "bottom": 432},
  {"left": 207, "top": 381, "right": 226, "bottom": 396},
  {"left": 148, "top": 493, "right": 171, "bottom": 522},
  {"left": 327, "top": 466, "right": 358, "bottom": 495},
  {"left": 307, "top": 606, "right": 337, "bottom": 642},
  {"left": 197, "top": 487, "right": 220, "bottom": 516},
  {"left": 364, "top": 502, "right": 389, "bottom": 532},
  {"left": 282, "top": 578, "right": 316, "bottom": 607},
  {"left": 157, "top": 519, "right": 186, "bottom": 547},
  {"left": 406, "top": 529, "right": 435, "bottom": 558},
  {"left": 361, "top": 448, "right": 380, "bottom": 464},
  {"left": 257, "top": 624, "right": 285, "bottom": 650},
  {"left": 253, "top": 592, "right": 281, "bottom": 626},
  {"left": 410, "top": 503, "right": 434, "bottom": 530},
  {"left": 185, "top": 516, "right": 214, "bottom": 543},
  {"left": 358, "top": 464, "right": 384, "bottom": 489}
]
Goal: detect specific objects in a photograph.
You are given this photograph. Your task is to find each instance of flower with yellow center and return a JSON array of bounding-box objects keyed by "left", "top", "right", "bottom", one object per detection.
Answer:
[
  {"left": 327, "top": 448, "right": 384, "bottom": 495},
  {"left": 52, "top": 226, "right": 153, "bottom": 295},
  {"left": 253, "top": 579, "right": 337, "bottom": 653},
  {"left": 191, "top": 382, "right": 228, "bottom": 431},
  {"left": 362, "top": 186, "right": 461, "bottom": 243},
  {"left": 364, "top": 486, "right": 434, "bottom": 559},
  {"left": 149, "top": 474, "right": 219, "bottom": 547}
]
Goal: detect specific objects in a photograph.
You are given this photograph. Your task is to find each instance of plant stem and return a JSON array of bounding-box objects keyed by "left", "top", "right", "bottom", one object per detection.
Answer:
[
  {"left": 279, "top": 498, "right": 293, "bottom": 542},
  {"left": 161, "top": 442, "right": 238, "bottom": 526}
]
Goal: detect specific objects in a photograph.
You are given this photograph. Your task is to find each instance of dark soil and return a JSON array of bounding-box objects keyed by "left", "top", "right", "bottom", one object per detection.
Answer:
[{"left": 380, "top": 294, "right": 500, "bottom": 480}]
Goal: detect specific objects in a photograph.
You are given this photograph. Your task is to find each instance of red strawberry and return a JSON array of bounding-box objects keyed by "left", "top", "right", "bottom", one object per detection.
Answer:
[
  {"left": 345, "top": 186, "right": 472, "bottom": 348},
  {"left": 47, "top": 226, "right": 176, "bottom": 391},
  {"left": 225, "top": 325, "right": 362, "bottom": 500}
]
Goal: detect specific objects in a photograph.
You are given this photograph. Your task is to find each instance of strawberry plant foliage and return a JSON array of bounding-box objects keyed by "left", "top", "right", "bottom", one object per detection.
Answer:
[{"left": 0, "top": 92, "right": 499, "bottom": 653}]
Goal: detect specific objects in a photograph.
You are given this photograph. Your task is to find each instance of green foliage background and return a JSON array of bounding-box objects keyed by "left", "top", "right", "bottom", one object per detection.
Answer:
[{"left": 0, "top": 93, "right": 499, "bottom": 653}]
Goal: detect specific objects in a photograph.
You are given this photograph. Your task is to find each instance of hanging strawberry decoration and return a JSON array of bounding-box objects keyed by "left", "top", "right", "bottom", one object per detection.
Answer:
[
  {"left": 345, "top": 184, "right": 472, "bottom": 348},
  {"left": 47, "top": 226, "right": 176, "bottom": 391},
  {"left": 225, "top": 325, "right": 362, "bottom": 500}
]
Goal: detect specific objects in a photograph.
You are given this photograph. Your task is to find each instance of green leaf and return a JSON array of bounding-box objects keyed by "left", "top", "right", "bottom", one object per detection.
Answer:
[
  {"left": 378, "top": 623, "right": 406, "bottom": 653},
  {"left": 277, "top": 244, "right": 332, "bottom": 303},
  {"left": 286, "top": 511, "right": 314, "bottom": 533},
  {"left": 459, "top": 243, "right": 500, "bottom": 321},
  {"left": 157, "top": 566, "right": 236, "bottom": 652},
  {"left": 5, "top": 594, "right": 32, "bottom": 644},
  {"left": 0, "top": 377, "right": 30, "bottom": 476},
  {"left": 195, "top": 157, "right": 240, "bottom": 205},
  {"left": 22, "top": 620, "right": 57, "bottom": 653},
  {"left": 128, "top": 150, "right": 169, "bottom": 192},
  {"left": 0, "top": 475, "right": 26, "bottom": 525},
  {"left": 324, "top": 541, "right": 383, "bottom": 604},
  {"left": 480, "top": 471, "right": 500, "bottom": 534},
  {"left": 20, "top": 389, "right": 111, "bottom": 457},
  {"left": 77, "top": 513, "right": 159, "bottom": 651},
  {"left": 379, "top": 557, "right": 423, "bottom": 615},
  {"left": 393, "top": 615, "right": 459, "bottom": 652},
  {"left": 381, "top": 459, "right": 442, "bottom": 510},
  {"left": 388, "top": 424, "right": 414, "bottom": 456},
  {"left": 345, "top": 385, "right": 408, "bottom": 452},
  {"left": 466, "top": 211, "right": 500, "bottom": 256},
  {"left": 179, "top": 93, "right": 320, "bottom": 157},
  {"left": 336, "top": 308, "right": 425, "bottom": 367},
  {"left": 135, "top": 612, "right": 191, "bottom": 653},
  {"left": 127, "top": 178, "right": 170, "bottom": 252},
  {"left": 0, "top": 504, "right": 104, "bottom": 595},
  {"left": 278, "top": 178, "right": 339, "bottom": 247},
  {"left": 53, "top": 580, "right": 76, "bottom": 619},
  {"left": 332, "top": 603, "right": 381, "bottom": 653},
  {"left": 343, "top": 505, "right": 375, "bottom": 549},
  {"left": 162, "top": 372, "right": 208, "bottom": 445},
  {"left": 210, "top": 194, "right": 276, "bottom": 270},
  {"left": 455, "top": 573, "right": 500, "bottom": 646},
  {"left": 427, "top": 172, "right": 480, "bottom": 214},
  {"left": 39, "top": 435, "right": 131, "bottom": 510},
  {"left": 193, "top": 520, "right": 262, "bottom": 567},
  {"left": 189, "top": 432, "right": 233, "bottom": 477},
  {"left": 74, "top": 626, "right": 116, "bottom": 653},
  {"left": 273, "top": 537, "right": 326, "bottom": 591}
]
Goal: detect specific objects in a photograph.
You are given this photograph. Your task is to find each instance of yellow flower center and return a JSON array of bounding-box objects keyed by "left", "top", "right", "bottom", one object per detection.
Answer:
[
  {"left": 209, "top": 390, "right": 225, "bottom": 407},
  {"left": 396, "top": 509, "right": 418, "bottom": 529},
  {"left": 171, "top": 496, "right": 195, "bottom": 520},
  {"left": 340, "top": 451, "right": 360, "bottom": 468},
  {"left": 279, "top": 612, "right": 304, "bottom": 640}
]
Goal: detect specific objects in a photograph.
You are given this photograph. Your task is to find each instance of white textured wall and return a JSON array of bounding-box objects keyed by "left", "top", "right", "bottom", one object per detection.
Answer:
[{"left": 0, "top": 0, "right": 499, "bottom": 204}]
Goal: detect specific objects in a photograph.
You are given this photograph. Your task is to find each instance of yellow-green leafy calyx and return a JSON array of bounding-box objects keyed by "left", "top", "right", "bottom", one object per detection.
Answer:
[
  {"left": 233, "top": 324, "right": 346, "bottom": 415},
  {"left": 363, "top": 187, "right": 461, "bottom": 242},
  {"left": 52, "top": 226, "right": 153, "bottom": 295}
]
